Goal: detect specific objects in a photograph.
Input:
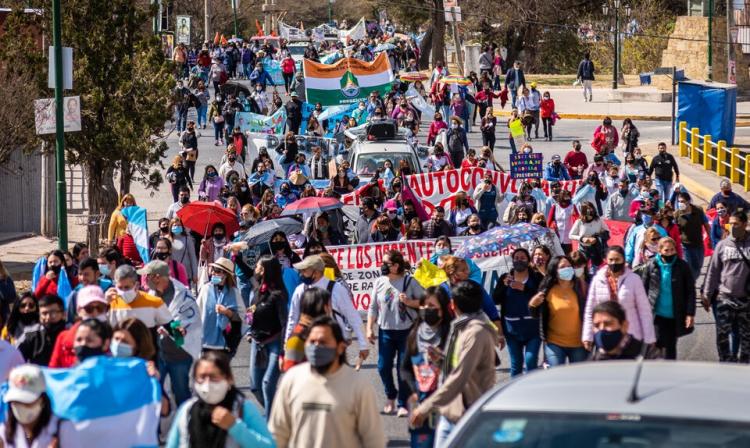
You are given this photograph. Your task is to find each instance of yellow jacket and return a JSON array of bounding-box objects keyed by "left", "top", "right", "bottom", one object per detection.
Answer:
[{"left": 108, "top": 193, "right": 136, "bottom": 242}]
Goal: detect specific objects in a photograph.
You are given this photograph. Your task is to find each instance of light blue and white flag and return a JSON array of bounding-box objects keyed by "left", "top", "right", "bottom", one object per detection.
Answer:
[{"left": 120, "top": 205, "right": 150, "bottom": 264}]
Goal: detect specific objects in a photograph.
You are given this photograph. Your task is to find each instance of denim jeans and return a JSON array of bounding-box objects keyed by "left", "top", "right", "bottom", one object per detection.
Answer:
[
  {"left": 237, "top": 276, "right": 253, "bottom": 308},
  {"left": 175, "top": 107, "right": 188, "bottom": 133},
  {"left": 243, "top": 64, "right": 252, "bottom": 79},
  {"left": 505, "top": 334, "right": 541, "bottom": 377},
  {"left": 654, "top": 178, "right": 673, "bottom": 203},
  {"left": 213, "top": 122, "right": 225, "bottom": 142},
  {"left": 434, "top": 415, "right": 456, "bottom": 448},
  {"left": 197, "top": 105, "right": 208, "bottom": 127},
  {"left": 377, "top": 328, "right": 411, "bottom": 408},
  {"left": 158, "top": 355, "right": 193, "bottom": 406},
  {"left": 441, "top": 105, "right": 451, "bottom": 123},
  {"left": 682, "top": 244, "right": 704, "bottom": 280},
  {"left": 544, "top": 342, "right": 588, "bottom": 367},
  {"left": 249, "top": 337, "right": 282, "bottom": 416}
]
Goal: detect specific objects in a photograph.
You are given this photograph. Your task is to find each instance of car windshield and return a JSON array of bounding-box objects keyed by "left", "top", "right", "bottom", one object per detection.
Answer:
[
  {"left": 355, "top": 153, "right": 414, "bottom": 176},
  {"left": 452, "top": 412, "right": 750, "bottom": 447},
  {"left": 288, "top": 46, "right": 307, "bottom": 56}
]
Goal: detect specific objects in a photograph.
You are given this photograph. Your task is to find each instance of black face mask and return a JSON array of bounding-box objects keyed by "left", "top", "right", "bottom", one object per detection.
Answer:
[
  {"left": 155, "top": 252, "right": 170, "bottom": 261},
  {"left": 49, "top": 265, "right": 62, "bottom": 275},
  {"left": 380, "top": 264, "right": 391, "bottom": 276},
  {"left": 160, "top": 227, "right": 169, "bottom": 234},
  {"left": 608, "top": 262, "right": 625, "bottom": 274},
  {"left": 661, "top": 254, "right": 677, "bottom": 263},
  {"left": 44, "top": 320, "right": 66, "bottom": 334},
  {"left": 469, "top": 224, "right": 481, "bottom": 231},
  {"left": 179, "top": 196, "right": 190, "bottom": 204},
  {"left": 75, "top": 345, "right": 105, "bottom": 362},
  {"left": 513, "top": 260, "right": 528, "bottom": 272},
  {"left": 19, "top": 312, "right": 38, "bottom": 325},
  {"left": 213, "top": 234, "right": 225, "bottom": 242},
  {"left": 270, "top": 241, "right": 286, "bottom": 253},
  {"left": 419, "top": 308, "right": 441, "bottom": 326}
]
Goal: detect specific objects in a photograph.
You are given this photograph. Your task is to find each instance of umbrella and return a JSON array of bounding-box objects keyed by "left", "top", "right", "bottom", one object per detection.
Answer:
[
  {"left": 242, "top": 217, "right": 304, "bottom": 245},
  {"left": 440, "top": 74, "right": 472, "bottom": 86},
  {"left": 374, "top": 43, "right": 396, "bottom": 52},
  {"left": 454, "top": 223, "right": 549, "bottom": 258},
  {"left": 220, "top": 81, "right": 251, "bottom": 98},
  {"left": 177, "top": 201, "right": 239, "bottom": 237},
  {"left": 399, "top": 71, "right": 429, "bottom": 82},
  {"left": 280, "top": 197, "right": 343, "bottom": 217},
  {"left": 228, "top": 37, "right": 244, "bottom": 43}
]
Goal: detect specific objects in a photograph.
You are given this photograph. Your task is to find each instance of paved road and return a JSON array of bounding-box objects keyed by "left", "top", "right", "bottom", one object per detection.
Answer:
[{"left": 133, "top": 87, "right": 728, "bottom": 445}]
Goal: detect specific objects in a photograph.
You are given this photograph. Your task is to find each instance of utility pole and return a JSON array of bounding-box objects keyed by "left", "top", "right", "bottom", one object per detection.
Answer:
[
  {"left": 451, "top": 7, "right": 463, "bottom": 73},
  {"left": 727, "top": 0, "right": 734, "bottom": 83},
  {"left": 204, "top": 0, "right": 211, "bottom": 44},
  {"left": 708, "top": 0, "right": 714, "bottom": 80},
  {"left": 52, "top": 0, "right": 68, "bottom": 250},
  {"left": 328, "top": 0, "right": 332, "bottom": 25},
  {"left": 613, "top": 5, "right": 619, "bottom": 89},
  {"left": 232, "top": 0, "right": 238, "bottom": 37}
]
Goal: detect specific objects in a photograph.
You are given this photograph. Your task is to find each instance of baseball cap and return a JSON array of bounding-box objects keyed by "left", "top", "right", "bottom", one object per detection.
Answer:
[
  {"left": 5, "top": 364, "right": 46, "bottom": 404},
  {"left": 551, "top": 154, "right": 561, "bottom": 161},
  {"left": 136, "top": 260, "right": 170, "bottom": 277},
  {"left": 293, "top": 255, "right": 325, "bottom": 272},
  {"left": 77, "top": 285, "right": 108, "bottom": 309},
  {"left": 290, "top": 91, "right": 299, "bottom": 98}
]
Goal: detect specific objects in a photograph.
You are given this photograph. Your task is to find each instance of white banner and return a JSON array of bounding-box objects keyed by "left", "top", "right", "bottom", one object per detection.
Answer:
[
  {"left": 34, "top": 96, "right": 81, "bottom": 135},
  {"left": 279, "top": 22, "right": 305, "bottom": 41},
  {"left": 339, "top": 17, "right": 366, "bottom": 42},
  {"left": 176, "top": 15, "right": 191, "bottom": 45}
]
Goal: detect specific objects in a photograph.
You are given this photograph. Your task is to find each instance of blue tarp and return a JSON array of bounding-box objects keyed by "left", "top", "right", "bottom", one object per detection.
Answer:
[{"left": 677, "top": 80, "right": 736, "bottom": 145}]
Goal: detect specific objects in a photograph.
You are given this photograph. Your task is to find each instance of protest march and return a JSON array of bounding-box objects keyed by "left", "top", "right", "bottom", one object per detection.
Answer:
[{"left": 3, "top": 6, "right": 750, "bottom": 448}]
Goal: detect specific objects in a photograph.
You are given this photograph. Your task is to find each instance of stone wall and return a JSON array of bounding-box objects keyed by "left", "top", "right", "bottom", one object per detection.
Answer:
[{"left": 655, "top": 16, "right": 750, "bottom": 91}]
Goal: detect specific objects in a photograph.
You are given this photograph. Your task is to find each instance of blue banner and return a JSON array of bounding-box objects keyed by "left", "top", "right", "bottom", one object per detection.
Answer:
[{"left": 263, "top": 59, "right": 284, "bottom": 86}]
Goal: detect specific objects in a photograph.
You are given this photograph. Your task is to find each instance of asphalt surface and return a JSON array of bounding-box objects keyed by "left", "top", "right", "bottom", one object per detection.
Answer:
[{"left": 139, "top": 84, "right": 730, "bottom": 446}]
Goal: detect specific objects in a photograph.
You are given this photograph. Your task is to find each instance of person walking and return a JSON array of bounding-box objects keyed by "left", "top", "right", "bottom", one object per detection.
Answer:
[
  {"left": 577, "top": 52, "right": 595, "bottom": 102},
  {"left": 493, "top": 248, "right": 543, "bottom": 376},
  {"left": 563, "top": 140, "right": 588, "bottom": 180},
  {"left": 166, "top": 155, "right": 192, "bottom": 203},
  {"left": 196, "top": 257, "right": 241, "bottom": 355},
  {"left": 366, "top": 250, "right": 424, "bottom": 417},
  {"left": 589, "top": 301, "right": 662, "bottom": 361},
  {"left": 637, "top": 237, "right": 696, "bottom": 360},
  {"left": 674, "top": 192, "right": 712, "bottom": 279},
  {"left": 269, "top": 317, "right": 385, "bottom": 448},
  {"left": 540, "top": 91, "right": 555, "bottom": 141},
  {"left": 503, "top": 60, "right": 526, "bottom": 108},
  {"left": 480, "top": 107, "right": 497, "bottom": 150},
  {"left": 648, "top": 142, "right": 680, "bottom": 202},
  {"left": 445, "top": 116, "right": 469, "bottom": 167}
]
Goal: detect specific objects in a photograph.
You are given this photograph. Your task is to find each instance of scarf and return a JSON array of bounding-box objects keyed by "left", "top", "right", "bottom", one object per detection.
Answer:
[
  {"left": 203, "top": 285, "right": 231, "bottom": 348},
  {"left": 188, "top": 387, "right": 241, "bottom": 448},
  {"left": 416, "top": 322, "right": 442, "bottom": 354}
]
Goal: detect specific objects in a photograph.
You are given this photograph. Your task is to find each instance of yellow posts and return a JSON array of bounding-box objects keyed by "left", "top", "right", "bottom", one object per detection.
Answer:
[
  {"left": 679, "top": 122, "right": 688, "bottom": 157},
  {"left": 703, "top": 135, "right": 712, "bottom": 170},
  {"left": 690, "top": 128, "right": 700, "bottom": 164},
  {"left": 731, "top": 147, "right": 740, "bottom": 184},
  {"left": 745, "top": 154, "right": 750, "bottom": 192},
  {"left": 716, "top": 140, "right": 726, "bottom": 176}
]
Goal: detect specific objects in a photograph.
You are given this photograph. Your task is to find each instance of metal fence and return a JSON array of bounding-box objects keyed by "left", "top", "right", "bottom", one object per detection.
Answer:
[{"left": 678, "top": 121, "right": 750, "bottom": 191}]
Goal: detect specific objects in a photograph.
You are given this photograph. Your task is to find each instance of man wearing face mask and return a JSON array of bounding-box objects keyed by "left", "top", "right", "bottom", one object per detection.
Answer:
[
  {"left": 589, "top": 301, "right": 661, "bottom": 361},
  {"left": 605, "top": 178, "right": 637, "bottom": 221},
  {"left": 218, "top": 152, "right": 246, "bottom": 180},
  {"left": 708, "top": 178, "right": 750, "bottom": 215},
  {"left": 18, "top": 295, "right": 67, "bottom": 366},
  {"left": 285, "top": 256, "right": 369, "bottom": 364},
  {"left": 703, "top": 211, "right": 750, "bottom": 362},
  {"left": 270, "top": 317, "right": 384, "bottom": 448},
  {"left": 50, "top": 285, "right": 109, "bottom": 368},
  {"left": 543, "top": 154, "right": 571, "bottom": 182},
  {"left": 106, "top": 265, "right": 173, "bottom": 332},
  {"left": 166, "top": 186, "right": 191, "bottom": 220},
  {"left": 563, "top": 140, "right": 588, "bottom": 180},
  {"left": 65, "top": 258, "right": 113, "bottom": 324},
  {"left": 354, "top": 197, "right": 380, "bottom": 244},
  {"left": 445, "top": 117, "right": 469, "bottom": 167}
]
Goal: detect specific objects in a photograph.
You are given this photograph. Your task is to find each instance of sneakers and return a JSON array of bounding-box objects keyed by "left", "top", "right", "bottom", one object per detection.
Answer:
[
  {"left": 396, "top": 407, "right": 409, "bottom": 418},
  {"left": 382, "top": 400, "right": 395, "bottom": 415}
]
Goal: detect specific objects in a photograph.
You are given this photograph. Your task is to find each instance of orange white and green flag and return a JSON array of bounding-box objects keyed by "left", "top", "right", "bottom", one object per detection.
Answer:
[{"left": 303, "top": 52, "right": 394, "bottom": 106}]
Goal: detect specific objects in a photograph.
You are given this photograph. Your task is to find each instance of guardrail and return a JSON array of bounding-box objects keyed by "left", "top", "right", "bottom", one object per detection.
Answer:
[{"left": 678, "top": 121, "right": 750, "bottom": 192}]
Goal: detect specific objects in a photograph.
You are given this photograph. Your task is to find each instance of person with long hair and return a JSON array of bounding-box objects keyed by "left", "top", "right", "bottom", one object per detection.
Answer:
[
  {"left": 167, "top": 351, "right": 275, "bottom": 447},
  {"left": 0, "top": 258, "right": 17, "bottom": 323},
  {"left": 197, "top": 258, "right": 241, "bottom": 355},
  {"left": 268, "top": 231, "right": 302, "bottom": 268},
  {"left": 107, "top": 193, "right": 136, "bottom": 243},
  {"left": 197, "top": 165, "right": 225, "bottom": 202},
  {"left": 367, "top": 250, "right": 424, "bottom": 417},
  {"left": 2, "top": 293, "right": 40, "bottom": 346},
  {"left": 0, "top": 364, "right": 80, "bottom": 447},
  {"left": 168, "top": 217, "right": 198, "bottom": 287},
  {"left": 166, "top": 154, "right": 192, "bottom": 202},
  {"left": 247, "top": 255, "right": 288, "bottom": 414},
  {"left": 531, "top": 245, "right": 552, "bottom": 277},
  {"left": 401, "top": 286, "right": 453, "bottom": 447},
  {"left": 34, "top": 250, "right": 77, "bottom": 298},
  {"left": 529, "top": 255, "right": 588, "bottom": 366}
]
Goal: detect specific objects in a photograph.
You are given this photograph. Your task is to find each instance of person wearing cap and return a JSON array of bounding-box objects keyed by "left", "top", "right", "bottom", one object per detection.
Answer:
[
  {"left": 445, "top": 116, "right": 469, "bottom": 167},
  {"left": 142, "top": 260, "right": 201, "bottom": 406},
  {"left": 1, "top": 364, "right": 80, "bottom": 447},
  {"left": 709, "top": 178, "right": 750, "bottom": 215},
  {"left": 106, "top": 265, "right": 173, "bottom": 331},
  {"left": 285, "top": 256, "right": 369, "bottom": 363},
  {"left": 543, "top": 154, "right": 571, "bottom": 182},
  {"left": 49, "top": 285, "right": 109, "bottom": 368},
  {"left": 196, "top": 257, "right": 241, "bottom": 354}
]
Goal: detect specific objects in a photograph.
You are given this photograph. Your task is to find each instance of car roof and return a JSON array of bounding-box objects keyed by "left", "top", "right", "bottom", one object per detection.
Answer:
[
  {"left": 352, "top": 142, "right": 415, "bottom": 154},
  {"left": 481, "top": 361, "right": 750, "bottom": 423}
]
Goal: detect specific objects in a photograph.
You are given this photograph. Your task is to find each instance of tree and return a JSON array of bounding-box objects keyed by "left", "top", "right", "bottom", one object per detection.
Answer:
[
  {"left": 3, "top": 0, "right": 174, "bottom": 249},
  {"left": 383, "top": 0, "right": 444, "bottom": 68}
]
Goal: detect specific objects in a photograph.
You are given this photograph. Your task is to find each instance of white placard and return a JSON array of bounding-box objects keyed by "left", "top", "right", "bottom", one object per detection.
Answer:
[{"left": 34, "top": 96, "right": 81, "bottom": 135}]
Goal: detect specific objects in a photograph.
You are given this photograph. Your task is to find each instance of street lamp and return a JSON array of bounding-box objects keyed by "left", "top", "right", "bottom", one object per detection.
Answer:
[{"left": 602, "top": 1, "right": 631, "bottom": 89}]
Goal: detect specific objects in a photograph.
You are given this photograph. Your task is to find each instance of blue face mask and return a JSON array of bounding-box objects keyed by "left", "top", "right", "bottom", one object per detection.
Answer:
[
  {"left": 300, "top": 275, "right": 315, "bottom": 285},
  {"left": 594, "top": 329, "right": 624, "bottom": 351},
  {"left": 211, "top": 275, "right": 223, "bottom": 285},
  {"left": 435, "top": 248, "right": 450, "bottom": 257},
  {"left": 110, "top": 340, "right": 134, "bottom": 358},
  {"left": 171, "top": 226, "right": 183, "bottom": 235},
  {"left": 641, "top": 214, "right": 653, "bottom": 226},
  {"left": 557, "top": 267, "right": 575, "bottom": 281},
  {"left": 208, "top": 172, "right": 217, "bottom": 178},
  {"left": 99, "top": 264, "right": 110, "bottom": 276}
]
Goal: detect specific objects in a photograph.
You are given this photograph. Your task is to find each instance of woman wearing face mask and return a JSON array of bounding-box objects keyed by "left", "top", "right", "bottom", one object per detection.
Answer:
[
  {"left": 582, "top": 246, "right": 656, "bottom": 351},
  {"left": 426, "top": 143, "right": 453, "bottom": 172},
  {"left": 2, "top": 293, "right": 40, "bottom": 346},
  {"left": 531, "top": 246, "right": 552, "bottom": 277},
  {"left": 199, "top": 223, "right": 229, "bottom": 284},
  {"left": 493, "top": 248, "right": 543, "bottom": 376},
  {"left": 197, "top": 258, "right": 241, "bottom": 355},
  {"left": 167, "top": 351, "right": 275, "bottom": 448},
  {"left": 246, "top": 256, "right": 287, "bottom": 414},
  {"left": 146, "top": 238, "right": 189, "bottom": 287},
  {"left": 149, "top": 218, "right": 173, "bottom": 255},
  {"left": 367, "top": 250, "right": 424, "bottom": 417},
  {"left": 569, "top": 201, "right": 609, "bottom": 258},
  {"left": 198, "top": 165, "right": 225, "bottom": 202},
  {"left": 371, "top": 215, "right": 401, "bottom": 243},
  {"left": 1, "top": 364, "right": 80, "bottom": 447},
  {"left": 529, "top": 256, "right": 589, "bottom": 366},
  {"left": 459, "top": 214, "right": 484, "bottom": 236},
  {"left": 310, "top": 213, "right": 346, "bottom": 246},
  {"left": 620, "top": 154, "right": 640, "bottom": 184},
  {"left": 426, "top": 112, "right": 447, "bottom": 146},
  {"left": 232, "top": 179, "right": 252, "bottom": 206},
  {"left": 268, "top": 231, "right": 301, "bottom": 269},
  {"left": 428, "top": 236, "right": 483, "bottom": 284},
  {"left": 473, "top": 173, "right": 503, "bottom": 228},
  {"left": 448, "top": 192, "right": 477, "bottom": 235},
  {"left": 169, "top": 217, "right": 198, "bottom": 286},
  {"left": 632, "top": 227, "right": 662, "bottom": 269},
  {"left": 401, "top": 286, "right": 452, "bottom": 447},
  {"left": 72, "top": 318, "right": 112, "bottom": 363},
  {"left": 403, "top": 218, "right": 424, "bottom": 240},
  {"left": 636, "top": 237, "right": 696, "bottom": 360},
  {"left": 34, "top": 250, "right": 77, "bottom": 298},
  {"left": 710, "top": 200, "right": 731, "bottom": 246}
]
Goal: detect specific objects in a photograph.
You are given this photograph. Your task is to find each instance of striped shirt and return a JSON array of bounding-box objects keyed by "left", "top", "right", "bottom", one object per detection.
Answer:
[{"left": 109, "top": 291, "right": 173, "bottom": 329}]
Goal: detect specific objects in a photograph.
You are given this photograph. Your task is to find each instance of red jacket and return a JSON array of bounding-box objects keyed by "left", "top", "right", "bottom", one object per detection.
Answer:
[
  {"left": 34, "top": 276, "right": 59, "bottom": 298},
  {"left": 49, "top": 322, "right": 80, "bottom": 368},
  {"left": 281, "top": 57, "right": 295, "bottom": 75},
  {"left": 540, "top": 98, "right": 555, "bottom": 118},
  {"left": 563, "top": 150, "right": 589, "bottom": 178},
  {"left": 117, "top": 234, "right": 143, "bottom": 267},
  {"left": 427, "top": 120, "right": 448, "bottom": 145},
  {"left": 197, "top": 52, "right": 212, "bottom": 68}
]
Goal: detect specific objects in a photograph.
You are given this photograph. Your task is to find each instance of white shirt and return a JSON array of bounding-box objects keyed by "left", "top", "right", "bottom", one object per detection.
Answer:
[
  {"left": 166, "top": 201, "right": 184, "bottom": 220},
  {"left": 218, "top": 161, "right": 246, "bottom": 179},
  {"left": 285, "top": 277, "right": 367, "bottom": 351}
]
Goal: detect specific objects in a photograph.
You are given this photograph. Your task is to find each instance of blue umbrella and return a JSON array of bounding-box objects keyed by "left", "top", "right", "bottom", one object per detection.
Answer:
[
  {"left": 374, "top": 43, "right": 396, "bottom": 52},
  {"left": 454, "top": 223, "right": 549, "bottom": 258}
]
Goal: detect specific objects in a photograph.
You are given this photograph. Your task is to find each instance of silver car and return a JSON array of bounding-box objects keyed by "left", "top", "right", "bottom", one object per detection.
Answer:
[{"left": 445, "top": 361, "right": 750, "bottom": 447}]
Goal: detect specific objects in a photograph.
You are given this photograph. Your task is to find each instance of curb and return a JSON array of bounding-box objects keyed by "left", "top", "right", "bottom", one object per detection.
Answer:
[{"left": 493, "top": 110, "right": 750, "bottom": 126}]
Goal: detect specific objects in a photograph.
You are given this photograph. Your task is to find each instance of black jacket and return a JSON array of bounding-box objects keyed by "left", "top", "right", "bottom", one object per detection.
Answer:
[
  {"left": 590, "top": 335, "right": 662, "bottom": 361},
  {"left": 577, "top": 59, "right": 595, "bottom": 81},
  {"left": 648, "top": 152, "right": 679, "bottom": 181},
  {"left": 18, "top": 323, "right": 66, "bottom": 366},
  {"left": 637, "top": 257, "right": 696, "bottom": 337}
]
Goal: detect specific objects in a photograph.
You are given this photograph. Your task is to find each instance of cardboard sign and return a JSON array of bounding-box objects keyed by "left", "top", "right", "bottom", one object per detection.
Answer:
[{"left": 510, "top": 153, "right": 543, "bottom": 179}]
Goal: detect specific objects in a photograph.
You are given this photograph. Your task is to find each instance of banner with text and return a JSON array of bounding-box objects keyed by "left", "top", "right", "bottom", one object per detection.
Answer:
[
  {"left": 236, "top": 107, "right": 287, "bottom": 134},
  {"left": 510, "top": 153, "right": 543, "bottom": 179}
]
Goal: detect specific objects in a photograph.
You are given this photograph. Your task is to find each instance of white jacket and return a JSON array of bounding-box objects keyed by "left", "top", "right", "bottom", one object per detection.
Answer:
[{"left": 149, "top": 279, "right": 202, "bottom": 360}]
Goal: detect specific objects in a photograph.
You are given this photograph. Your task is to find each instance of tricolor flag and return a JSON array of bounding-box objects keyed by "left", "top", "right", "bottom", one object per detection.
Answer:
[
  {"left": 303, "top": 52, "right": 394, "bottom": 106},
  {"left": 120, "top": 205, "right": 150, "bottom": 264}
]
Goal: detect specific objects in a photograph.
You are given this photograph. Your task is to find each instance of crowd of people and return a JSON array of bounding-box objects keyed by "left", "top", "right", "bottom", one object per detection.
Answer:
[{"left": 1, "top": 22, "right": 750, "bottom": 448}]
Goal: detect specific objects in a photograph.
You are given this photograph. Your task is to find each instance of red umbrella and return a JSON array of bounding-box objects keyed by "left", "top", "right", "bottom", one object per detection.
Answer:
[
  {"left": 280, "top": 196, "right": 343, "bottom": 217},
  {"left": 177, "top": 201, "right": 239, "bottom": 237}
]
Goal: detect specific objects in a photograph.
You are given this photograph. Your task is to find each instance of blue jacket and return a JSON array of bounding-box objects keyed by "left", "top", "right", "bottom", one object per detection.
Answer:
[
  {"left": 250, "top": 69, "right": 274, "bottom": 88},
  {"left": 543, "top": 162, "right": 571, "bottom": 181}
]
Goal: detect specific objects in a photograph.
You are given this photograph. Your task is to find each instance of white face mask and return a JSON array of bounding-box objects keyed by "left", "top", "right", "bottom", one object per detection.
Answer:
[
  {"left": 523, "top": 148, "right": 532, "bottom": 154},
  {"left": 117, "top": 288, "right": 138, "bottom": 304},
  {"left": 574, "top": 267, "right": 585, "bottom": 278},
  {"left": 195, "top": 379, "right": 230, "bottom": 405},
  {"left": 11, "top": 401, "right": 43, "bottom": 425}
]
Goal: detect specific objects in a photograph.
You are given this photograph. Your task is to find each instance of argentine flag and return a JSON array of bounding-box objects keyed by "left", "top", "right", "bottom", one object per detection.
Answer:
[
  {"left": 41, "top": 357, "right": 160, "bottom": 447},
  {"left": 120, "top": 205, "right": 151, "bottom": 264}
]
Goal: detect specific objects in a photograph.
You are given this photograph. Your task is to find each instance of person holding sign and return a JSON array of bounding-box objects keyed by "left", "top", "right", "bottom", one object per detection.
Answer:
[{"left": 507, "top": 109, "right": 524, "bottom": 153}]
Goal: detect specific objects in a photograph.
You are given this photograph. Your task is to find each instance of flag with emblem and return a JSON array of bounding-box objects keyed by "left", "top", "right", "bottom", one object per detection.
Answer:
[{"left": 303, "top": 52, "right": 394, "bottom": 106}]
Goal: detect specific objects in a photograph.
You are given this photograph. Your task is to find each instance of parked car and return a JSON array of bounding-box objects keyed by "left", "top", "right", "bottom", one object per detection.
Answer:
[
  {"left": 345, "top": 120, "right": 427, "bottom": 183},
  {"left": 445, "top": 361, "right": 750, "bottom": 447}
]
